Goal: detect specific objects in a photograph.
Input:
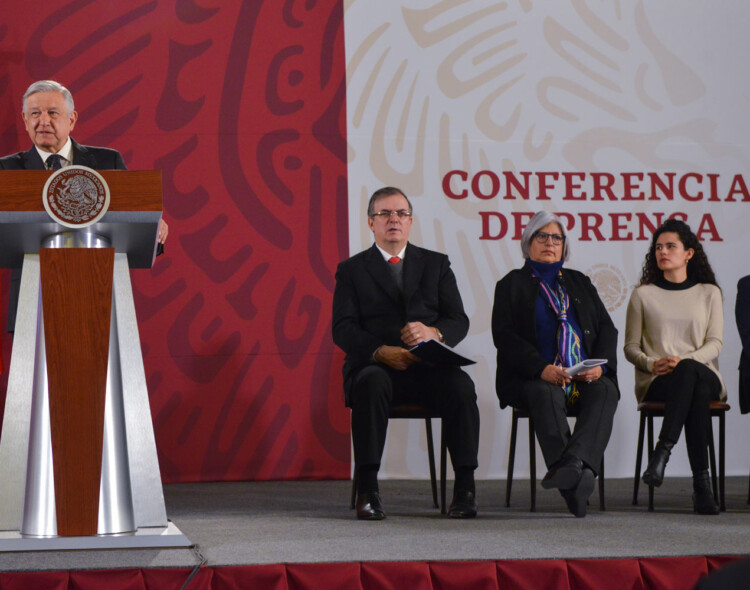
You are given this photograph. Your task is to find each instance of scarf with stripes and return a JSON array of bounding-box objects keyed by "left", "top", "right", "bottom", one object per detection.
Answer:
[{"left": 535, "top": 272, "right": 583, "bottom": 403}]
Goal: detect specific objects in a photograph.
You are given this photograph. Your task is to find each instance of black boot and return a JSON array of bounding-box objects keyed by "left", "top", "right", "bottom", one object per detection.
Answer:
[
  {"left": 692, "top": 470, "right": 719, "bottom": 515},
  {"left": 642, "top": 440, "right": 674, "bottom": 487}
]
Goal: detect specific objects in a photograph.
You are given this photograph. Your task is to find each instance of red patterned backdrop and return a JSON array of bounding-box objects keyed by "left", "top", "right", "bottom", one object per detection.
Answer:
[{"left": 0, "top": 0, "right": 350, "bottom": 482}]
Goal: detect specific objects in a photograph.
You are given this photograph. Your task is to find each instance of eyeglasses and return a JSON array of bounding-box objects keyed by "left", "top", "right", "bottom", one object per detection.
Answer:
[
  {"left": 533, "top": 231, "right": 565, "bottom": 246},
  {"left": 370, "top": 209, "right": 412, "bottom": 219}
]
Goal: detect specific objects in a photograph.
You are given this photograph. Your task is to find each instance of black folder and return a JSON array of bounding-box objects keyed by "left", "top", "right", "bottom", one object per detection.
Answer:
[{"left": 409, "top": 339, "right": 476, "bottom": 366}]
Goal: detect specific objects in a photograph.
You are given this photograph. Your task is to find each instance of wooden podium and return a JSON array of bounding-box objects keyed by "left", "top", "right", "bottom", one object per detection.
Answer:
[{"left": 0, "top": 171, "right": 189, "bottom": 550}]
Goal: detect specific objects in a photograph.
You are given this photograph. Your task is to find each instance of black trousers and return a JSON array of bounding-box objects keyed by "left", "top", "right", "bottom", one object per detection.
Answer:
[
  {"left": 517, "top": 376, "right": 618, "bottom": 476},
  {"left": 349, "top": 363, "right": 480, "bottom": 474},
  {"left": 645, "top": 359, "right": 721, "bottom": 473}
]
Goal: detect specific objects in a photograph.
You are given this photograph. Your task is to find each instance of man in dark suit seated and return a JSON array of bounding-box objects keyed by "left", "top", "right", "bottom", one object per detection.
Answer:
[
  {"left": 332, "top": 186, "right": 480, "bottom": 520},
  {"left": 0, "top": 79, "right": 168, "bottom": 331},
  {"left": 737, "top": 275, "right": 750, "bottom": 414}
]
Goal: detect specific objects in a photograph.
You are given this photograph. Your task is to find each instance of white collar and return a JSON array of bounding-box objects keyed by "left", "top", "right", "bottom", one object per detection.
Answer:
[
  {"left": 375, "top": 243, "right": 406, "bottom": 262},
  {"left": 36, "top": 137, "right": 74, "bottom": 166}
]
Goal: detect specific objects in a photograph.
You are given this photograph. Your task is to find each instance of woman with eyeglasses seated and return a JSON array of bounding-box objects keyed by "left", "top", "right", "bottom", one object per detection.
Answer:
[
  {"left": 492, "top": 211, "right": 619, "bottom": 517},
  {"left": 624, "top": 218, "right": 724, "bottom": 514}
]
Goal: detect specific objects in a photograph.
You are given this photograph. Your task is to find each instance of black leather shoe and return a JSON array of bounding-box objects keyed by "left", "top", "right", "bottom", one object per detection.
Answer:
[
  {"left": 356, "top": 492, "right": 386, "bottom": 520},
  {"left": 542, "top": 455, "right": 583, "bottom": 490},
  {"left": 692, "top": 470, "right": 719, "bottom": 515},
  {"left": 447, "top": 490, "right": 477, "bottom": 519},
  {"left": 561, "top": 468, "right": 595, "bottom": 518},
  {"left": 642, "top": 440, "right": 674, "bottom": 488}
]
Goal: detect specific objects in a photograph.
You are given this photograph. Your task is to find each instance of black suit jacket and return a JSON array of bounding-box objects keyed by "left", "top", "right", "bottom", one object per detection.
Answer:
[
  {"left": 0, "top": 139, "right": 127, "bottom": 331},
  {"left": 332, "top": 243, "right": 469, "bottom": 405},
  {"left": 736, "top": 275, "right": 750, "bottom": 413},
  {"left": 0, "top": 139, "right": 126, "bottom": 171},
  {"left": 491, "top": 265, "right": 619, "bottom": 408}
]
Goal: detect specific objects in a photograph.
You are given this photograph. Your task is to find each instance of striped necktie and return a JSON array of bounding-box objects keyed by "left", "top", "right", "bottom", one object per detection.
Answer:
[{"left": 47, "top": 154, "right": 63, "bottom": 170}]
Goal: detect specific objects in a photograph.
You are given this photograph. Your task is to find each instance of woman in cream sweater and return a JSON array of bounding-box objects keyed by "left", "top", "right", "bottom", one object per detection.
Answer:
[{"left": 624, "top": 219, "right": 724, "bottom": 515}]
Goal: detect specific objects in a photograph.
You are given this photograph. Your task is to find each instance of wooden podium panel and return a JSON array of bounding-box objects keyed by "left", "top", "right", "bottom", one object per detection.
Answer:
[
  {"left": 0, "top": 170, "right": 162, "bottom": 212},
  {"left": 40, "top": 248, "right": 114, "bottom": 536}
]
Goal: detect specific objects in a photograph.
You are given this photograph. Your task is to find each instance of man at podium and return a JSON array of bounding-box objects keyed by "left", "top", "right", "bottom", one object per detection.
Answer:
[{"left": 0, "top": 79, "right": 168, "bottom": 331}]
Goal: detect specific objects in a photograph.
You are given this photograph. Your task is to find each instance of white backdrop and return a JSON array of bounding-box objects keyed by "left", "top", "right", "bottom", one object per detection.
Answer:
[{"left": 344, "top": 0, "right": 750, "bottom": 480}]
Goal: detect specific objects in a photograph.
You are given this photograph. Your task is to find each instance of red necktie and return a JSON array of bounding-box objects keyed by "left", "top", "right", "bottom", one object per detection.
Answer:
[{"left": 388, "top": 256, "right": 401, "bottom": 264}]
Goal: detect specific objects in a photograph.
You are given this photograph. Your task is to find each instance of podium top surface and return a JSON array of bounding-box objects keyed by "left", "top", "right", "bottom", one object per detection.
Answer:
[{"left": 0, "top": 170, "right": 162, "bottom": 269}]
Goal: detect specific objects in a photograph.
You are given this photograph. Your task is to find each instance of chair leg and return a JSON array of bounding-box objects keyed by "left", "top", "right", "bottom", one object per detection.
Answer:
[
  {"left": 424, "top": 418, "right": 438, "bottom": 509},
  {"left": 708, "top": 417, "right": 719, "bottom": 505},
  {"left": 598, "top": 457, "right": 605, "bottom": 511},
  {"left": 528, "top": 416, "right": 536, "bottom": 513},
  {"left": 440, "top": 421, "right": 447, "bottom": 514},
  {"left": 350, "top": 467, "right": 358, "bottom": 509},
  {"left": 647, "top": 413, "right": 655, "bottom": 512},
  {"left": 633, "top": 412, "right": 646, "bottom": 505},
  {"left": 505, "top": 410, "right": 519, "bottom": 508}
]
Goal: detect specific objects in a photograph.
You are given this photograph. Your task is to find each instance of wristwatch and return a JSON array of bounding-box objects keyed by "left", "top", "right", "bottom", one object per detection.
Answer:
[{"left": 434, "top": 327, "right": 444, "bottom": 343}]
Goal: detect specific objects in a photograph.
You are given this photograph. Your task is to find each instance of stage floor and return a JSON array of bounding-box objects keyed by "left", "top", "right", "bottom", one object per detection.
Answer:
[{"left": 1, "top": 477, "right": 749, "bottom": 572}]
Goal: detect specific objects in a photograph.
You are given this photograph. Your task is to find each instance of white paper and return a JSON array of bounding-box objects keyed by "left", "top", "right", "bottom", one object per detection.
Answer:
[{"left": 564, "top": 359, "right": 607, "bottom": 376}]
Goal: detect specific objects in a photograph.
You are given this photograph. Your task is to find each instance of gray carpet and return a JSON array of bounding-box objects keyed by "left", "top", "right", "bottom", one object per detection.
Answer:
[{"left": 1, "top": 477, "right": 749, "bottom": 571}]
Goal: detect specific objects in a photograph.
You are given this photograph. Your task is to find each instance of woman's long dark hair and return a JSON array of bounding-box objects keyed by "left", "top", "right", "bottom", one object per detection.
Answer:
[{"left": 638, "top": 218, "right": 719, "bottom": 287}]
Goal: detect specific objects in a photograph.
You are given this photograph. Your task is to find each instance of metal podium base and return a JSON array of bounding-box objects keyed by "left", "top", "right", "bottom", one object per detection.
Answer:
[
  {"left": 0, "top": 521, "right": 191, "bottom": 552},
  {"left": 0, "top": 253, "right": 177, "bottom": 543}
]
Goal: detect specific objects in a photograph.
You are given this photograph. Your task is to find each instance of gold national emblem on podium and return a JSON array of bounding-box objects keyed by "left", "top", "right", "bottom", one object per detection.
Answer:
[{"left": 42, "top": 165, "right": 111, "bottom": 228}]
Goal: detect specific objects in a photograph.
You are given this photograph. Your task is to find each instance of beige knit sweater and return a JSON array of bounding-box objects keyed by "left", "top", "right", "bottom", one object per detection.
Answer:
[{"left": 623, "top": 282, "right": 725, "bottom": 402}]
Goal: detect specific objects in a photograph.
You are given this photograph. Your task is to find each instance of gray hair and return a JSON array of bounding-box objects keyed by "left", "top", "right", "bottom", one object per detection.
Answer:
[
  {"left": 22, "top": 80, "right": 75, "bottom": 115},
  {"left": 520, "top": 211, "right": 570, "bottom": 261},
  {"left": 367, "top": 186, "right": 413, "bottom": 217}
]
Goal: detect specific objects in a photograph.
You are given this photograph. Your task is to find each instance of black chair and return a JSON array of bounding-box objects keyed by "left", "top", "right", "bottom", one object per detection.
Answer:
[
  {"left": 632, "top": 400, "right": 729, "bottom": 512},
  {"left": 350, "top": 404, "right": 447, "bottom": 513},
  {"left": 506, "top": 406, "right": 605, "bottom": 512}
]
